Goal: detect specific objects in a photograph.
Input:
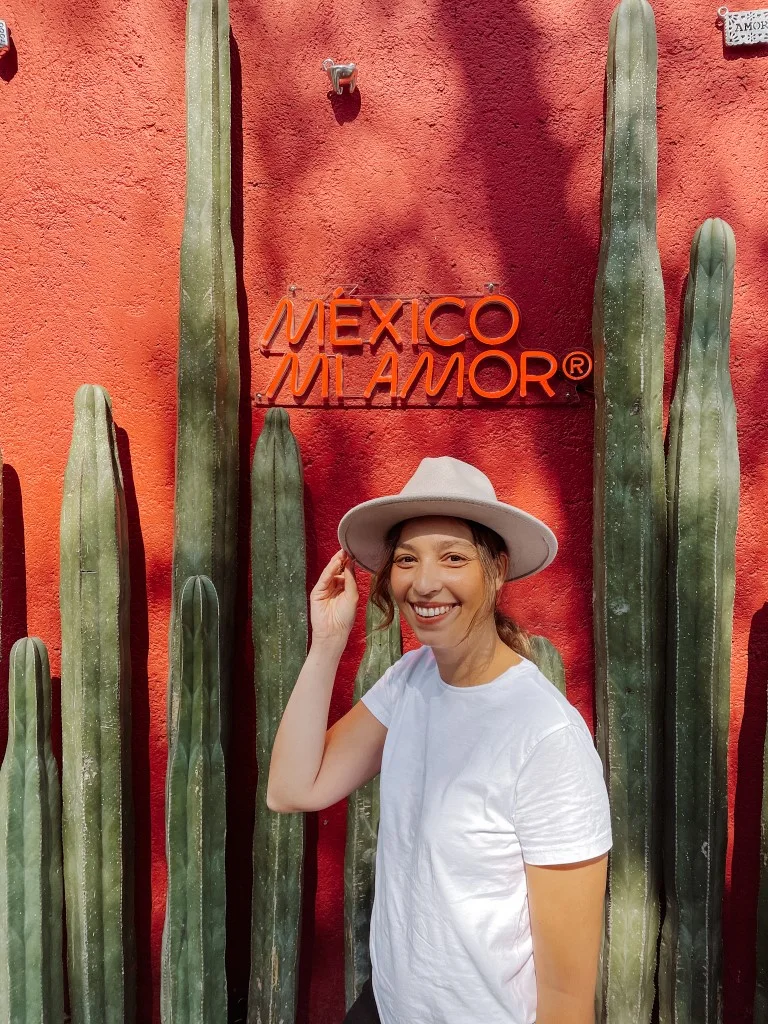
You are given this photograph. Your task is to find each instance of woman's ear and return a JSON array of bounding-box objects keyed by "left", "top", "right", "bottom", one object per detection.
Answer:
[{"left": 496, "top": 552, "right": 508, "bottom": 590}]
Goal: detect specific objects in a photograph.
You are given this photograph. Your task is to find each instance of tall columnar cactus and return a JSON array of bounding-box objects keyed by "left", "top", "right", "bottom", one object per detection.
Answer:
[
  {"left": 168, "top": 0, "right": 240, "bottom": 748},
  {"left": 528, "top": 635, "right": 566, "bottom": 695},
  {"left": 161, "top": 576, "right": 227, "bottom": 1024},
  {"left": 659, "top": 219, "right": 738, "bottom": 1024},
  {"left": 592, "top": 0, "right": 667, "bottom": 1019},
  {"left": 60, "top": 384, "right": 135, "bottom": 1024},
  {"left": 248, "top": 408, "right": 308, "bottom": 1024},
  {"left": 344, "top": 597, "right": 401, "bottom": 1008},
  {"left": 0, "top": 638, "right": 64, "bottom": 1023}
]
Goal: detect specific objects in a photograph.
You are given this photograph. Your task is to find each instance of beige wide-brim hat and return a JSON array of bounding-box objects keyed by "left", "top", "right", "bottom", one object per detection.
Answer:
[{"left": 337, "top": 456, "right": 558, "bottom": 582}]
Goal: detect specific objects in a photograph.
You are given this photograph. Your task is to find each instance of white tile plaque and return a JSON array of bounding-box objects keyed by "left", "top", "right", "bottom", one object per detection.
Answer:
[
  {"left": 0, "top": 22, "right": 8, "bottom": 52},
  {"left": 719, "top": 6, "right": 768, "bottom": 44}
]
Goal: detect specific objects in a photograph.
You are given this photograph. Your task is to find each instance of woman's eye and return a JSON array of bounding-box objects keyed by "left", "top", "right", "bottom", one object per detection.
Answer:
[{"left": 447, "top": 554, "right": 466, "bottom": 563}]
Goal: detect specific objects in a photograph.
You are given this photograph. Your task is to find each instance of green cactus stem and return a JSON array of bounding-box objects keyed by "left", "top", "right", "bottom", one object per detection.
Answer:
[
  {"left": 168, "top": 0, "right": 240, "bottom": 748},
  {"left": 528, "top": 635, "right": 566, "bottom": 695},
  {"left": 344, "top": 597, "right": 401, "bottom": 1009},
  {"left": 161, "top": 576, "right": 227, "bottom": 1024},
  {"left": 248, "top": 408, "right": 308, "bottom": 1024},
  {"left": 60, "top": 384, "right": 135, "bottom": 1024},
  {"left": 592, "top": 0, "right": 667, "bottom": 1019},
  {"left": 0, "top": 637, "right": 64, "bottom": 1023},
  {"left": 659, "top": 219, "right": 737, "bottom": 1024}
]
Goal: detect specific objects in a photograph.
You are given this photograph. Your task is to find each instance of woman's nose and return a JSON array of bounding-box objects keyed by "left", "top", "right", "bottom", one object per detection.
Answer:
[{"left": 413, "top": 562, "right": 441, "bottom": 596}]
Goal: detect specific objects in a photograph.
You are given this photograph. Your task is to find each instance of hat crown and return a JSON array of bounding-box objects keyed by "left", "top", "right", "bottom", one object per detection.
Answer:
[{"left": 399, "top": 456, "right": 497, "bottom": 501}]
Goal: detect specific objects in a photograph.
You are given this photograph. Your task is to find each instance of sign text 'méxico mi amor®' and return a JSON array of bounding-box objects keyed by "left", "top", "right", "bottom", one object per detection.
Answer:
[{"left": 256, "top": 289, "right": 593, "bottom": 407}]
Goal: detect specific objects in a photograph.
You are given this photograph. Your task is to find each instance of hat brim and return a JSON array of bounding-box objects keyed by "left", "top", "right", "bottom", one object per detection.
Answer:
[{"left": 337, "top": 495, "right": 557, "bottom": 582}]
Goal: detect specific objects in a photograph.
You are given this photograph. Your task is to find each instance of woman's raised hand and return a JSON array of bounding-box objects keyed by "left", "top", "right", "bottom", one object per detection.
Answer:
[{"left": 309, "top": 548, "right": 359, "bottom": 644}]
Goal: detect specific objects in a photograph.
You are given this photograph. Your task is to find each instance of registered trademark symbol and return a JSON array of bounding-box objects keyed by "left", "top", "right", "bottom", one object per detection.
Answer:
[{"left": 562, "top": 350, "right": 593, "bottom": 381}]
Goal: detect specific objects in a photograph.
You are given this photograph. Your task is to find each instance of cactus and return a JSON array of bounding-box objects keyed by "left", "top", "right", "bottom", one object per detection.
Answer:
[
  {"left": 248, "top": 408, "right": 308, "bottom": 1024},
  {"left": 161, "top": 576, "right": 227, "bottom": 1024},
  {"left": 528, "top": 635, "right": 566, "bottom": 695},
  {"left": 168, "top": 0, "right": 240, "bottom": 748},
  {"left": 60, "top": 384, "right": 135, "bottom": 1024},
  {"left": 659, "top": 219, "right": 737, "bottom": 1024},
  {"left": 0, "top": 638, "right": 64, "bottom": 1023},
  {"left": 344, "top": 597, "right": 401, "bottom": 1008},
  {"left": 592, "top": 0, "right": 667, "bottom": 1019}
]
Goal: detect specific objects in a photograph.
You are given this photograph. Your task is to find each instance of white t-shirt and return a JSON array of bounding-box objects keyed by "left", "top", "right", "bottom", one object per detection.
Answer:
[{"left": 359, "top": 644, "right": 612, "bottom": 1024}]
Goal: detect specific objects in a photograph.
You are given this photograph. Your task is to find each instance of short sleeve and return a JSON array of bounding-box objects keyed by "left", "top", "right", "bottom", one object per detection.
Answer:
[
  {"left": 359, "top": 655, "right": 408, "bottom": 728},
  {"left": 512, "top": 722, "right": 613, "bottom": 865}
]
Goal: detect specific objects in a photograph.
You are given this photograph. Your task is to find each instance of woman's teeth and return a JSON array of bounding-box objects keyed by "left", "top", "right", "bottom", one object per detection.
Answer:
[{"left": 412, "top": 604, "right": 456, "bottom": 619}]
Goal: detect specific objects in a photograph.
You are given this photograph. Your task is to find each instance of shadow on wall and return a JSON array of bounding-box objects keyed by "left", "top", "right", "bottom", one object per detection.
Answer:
[
  {"left": 0, "top": 464, "right": 29, "bottom": 755},
  {"left": 115, "top": 426, "right": 154, "bottom": 1021}
]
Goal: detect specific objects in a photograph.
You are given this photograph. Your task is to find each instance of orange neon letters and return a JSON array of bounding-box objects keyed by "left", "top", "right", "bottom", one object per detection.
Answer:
[
  {"left": 519, "top": 350, "right": 557, "bottom": 398},
  {"left": 469, "top": 295, "right": 520, "bottom": 346},
  {"left": 260, "top": 298, "right": 324, "bottom": 351},
  {"left": 369, "top": 299, "right": 404, "bottom": 349},
  {"left": 399, "top": 352, "right": 464, "bottom": 399},
  {"left": 329, "top": 288, "right": 363, "bottom": 348},
  {"left": 364, "top": 352, "right": 399, "bottom": 398},
  {"left": 423, "top": 297, "right": 467, "bottom": 347},
  {"left": 266, "top": 352, "right": 330, "bottom": 399},
  {"left": 468, "top": 350, "right": 518, "bottom": 400}
]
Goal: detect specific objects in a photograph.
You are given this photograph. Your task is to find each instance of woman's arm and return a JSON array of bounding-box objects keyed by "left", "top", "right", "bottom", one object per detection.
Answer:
[
  {"left": 265, "top": 548, "right": 358, "bottom": 811},
  {"left": 525, "top": 852, "right": 608, "bottom": 1024}
]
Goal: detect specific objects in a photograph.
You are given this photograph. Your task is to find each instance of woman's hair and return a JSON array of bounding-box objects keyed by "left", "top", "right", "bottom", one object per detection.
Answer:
[{"left": 369, "top": 517, "right": 532, "bottom": 658}]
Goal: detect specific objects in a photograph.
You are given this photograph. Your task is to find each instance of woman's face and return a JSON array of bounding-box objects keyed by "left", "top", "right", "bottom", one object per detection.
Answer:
[{"left": 389, "top": 516, "right": 506, "bottom": 646}]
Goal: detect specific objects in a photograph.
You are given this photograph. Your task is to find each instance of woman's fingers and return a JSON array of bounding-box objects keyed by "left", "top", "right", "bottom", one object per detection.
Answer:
[{"left": 312, "top": 549, "right": 356, "bottom": 598}]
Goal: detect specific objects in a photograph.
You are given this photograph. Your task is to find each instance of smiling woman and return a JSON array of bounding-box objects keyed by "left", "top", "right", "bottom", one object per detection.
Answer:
[{"left": 266, "top": 457, "right": 612, "bottom": 1024}]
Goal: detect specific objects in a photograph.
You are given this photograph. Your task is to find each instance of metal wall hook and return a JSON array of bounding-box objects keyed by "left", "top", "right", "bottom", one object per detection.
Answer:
[{"left": 322, "top": 57, "right": 358, "bottom": 94}]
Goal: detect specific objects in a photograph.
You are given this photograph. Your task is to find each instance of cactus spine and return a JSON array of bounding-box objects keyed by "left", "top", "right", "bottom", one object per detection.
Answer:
[
  {"left": 0, "top": 638, "right": 64, "bottom": 1023},
  {"left": 528, "top": 635, "right": 566, "bottom": 695},
  {"left": 344, "top": 598, "right": 401, "bottom": 1008},
  {"left": 60, "top": 384, "right": 135, "bottom": 1024},
  {"left": 592, "top": 0, "right": 667, "bottom": 1019},
  {"left": 168, "top": 0, "right": 240, "bottom": 747},
  {"left": 248, "top": 408, "right": 308, "bottom": 1024},
  {"left": 659, "top": 219, "right": 737, "bottom": 1024},
  {"left": 161, "top": 576, "right": 227, "bottom": 1024}
]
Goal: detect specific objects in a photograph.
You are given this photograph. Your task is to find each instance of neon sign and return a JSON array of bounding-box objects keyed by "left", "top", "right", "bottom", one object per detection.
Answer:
[{"left": 255, "top": 289, "right": 593, "bottom": 407}]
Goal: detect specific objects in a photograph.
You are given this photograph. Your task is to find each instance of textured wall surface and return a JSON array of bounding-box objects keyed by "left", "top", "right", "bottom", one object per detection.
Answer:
[{"left": 2, "top": 0, "right": 767, "bottom": 1020}]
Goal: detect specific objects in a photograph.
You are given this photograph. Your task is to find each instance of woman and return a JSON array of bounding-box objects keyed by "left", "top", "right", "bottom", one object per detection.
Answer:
[{"left": 266, "top": 456, "right": 612, "bottom": 1024}]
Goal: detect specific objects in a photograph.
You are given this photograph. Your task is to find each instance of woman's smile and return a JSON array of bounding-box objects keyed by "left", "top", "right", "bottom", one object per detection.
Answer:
[{"left": 409, "top": 601, "right": 459, "bottom": 624}]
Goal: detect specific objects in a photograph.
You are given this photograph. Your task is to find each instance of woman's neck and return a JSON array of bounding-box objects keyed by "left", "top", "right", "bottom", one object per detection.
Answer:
[{"left": 431, "top": 629, "right": 523, "bottom": 688}]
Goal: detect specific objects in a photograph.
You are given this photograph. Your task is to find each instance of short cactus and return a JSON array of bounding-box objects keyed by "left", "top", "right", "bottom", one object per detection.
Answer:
[
  {"left": 0, "top": 637, "right": 64, "bottom": 1024},
  {"left": 528, "top": 635, "right": 566, "bottom": 695},
  {"left": 60, "top": 384, "right": 135, "bottom": 1024},
  {"left": 344, "top": 597, "right": 401, "bottom": 1008},
  {"left": 248, "top": 408, "right": 308, "bottom": 1024},
  {"left": 161, "top": 576, "right": 227, "bottom": 1024}
]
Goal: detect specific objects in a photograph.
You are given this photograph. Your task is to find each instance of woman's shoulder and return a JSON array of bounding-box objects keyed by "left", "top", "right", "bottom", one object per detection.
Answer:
[{"left": 512, "top": 656, "right": 594, "bottom": 743}]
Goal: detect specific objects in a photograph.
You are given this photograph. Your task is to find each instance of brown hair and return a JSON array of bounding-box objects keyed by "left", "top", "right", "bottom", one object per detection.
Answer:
[{"left": 368, "top": 516, "right": 532, "bottom": 658}]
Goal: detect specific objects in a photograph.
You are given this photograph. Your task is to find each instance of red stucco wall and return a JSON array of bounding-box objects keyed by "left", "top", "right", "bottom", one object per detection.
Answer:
[{"left": 2, "top": 0, "right": 767, "bottom": 1020}]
